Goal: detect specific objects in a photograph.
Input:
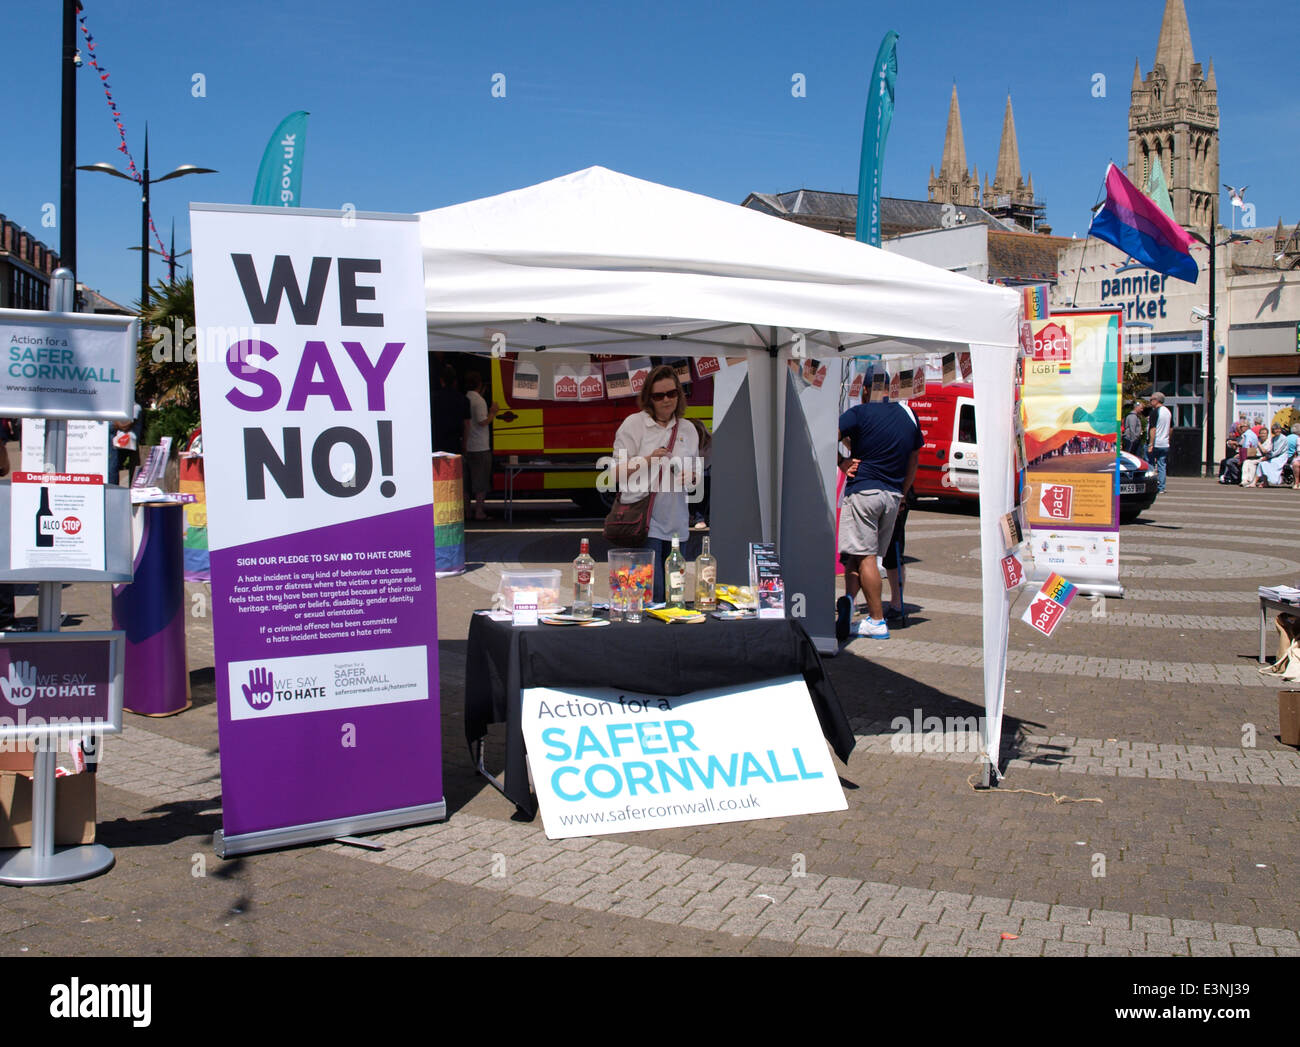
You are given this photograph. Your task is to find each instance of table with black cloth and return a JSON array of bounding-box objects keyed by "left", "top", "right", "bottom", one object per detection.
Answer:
[{"left": 465, "top": 614, "right": 855, "bottom": 816}]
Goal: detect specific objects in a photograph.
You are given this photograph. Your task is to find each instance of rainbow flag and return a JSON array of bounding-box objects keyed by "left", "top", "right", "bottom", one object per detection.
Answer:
[
  {"left": 1020, "top": 284, "right": 1049, "bottom": 321},
  {"left": 1041, "top": 572, "right": 1078, "bottom": 608},
  {"left": 1087, "top": 163, "right": 1198, "bottom": 284}
]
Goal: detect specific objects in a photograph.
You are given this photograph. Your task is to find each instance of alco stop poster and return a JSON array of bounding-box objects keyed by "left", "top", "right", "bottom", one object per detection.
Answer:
[{"left": 191, "top": 204, "right": 443, "bottom": 854}]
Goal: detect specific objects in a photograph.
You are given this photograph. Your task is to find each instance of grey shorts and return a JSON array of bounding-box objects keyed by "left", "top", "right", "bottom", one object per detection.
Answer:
[
  {"left": 465, "top": 450, "right": 492, "bottom": 495},
  {"left": 838, "top": 488, "right": 902, "bottom": 560}
]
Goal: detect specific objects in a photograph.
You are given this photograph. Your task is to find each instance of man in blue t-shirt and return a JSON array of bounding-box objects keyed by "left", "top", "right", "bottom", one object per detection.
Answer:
[{"left": 837, "top": 400, "right": 923, "bottom": 640}]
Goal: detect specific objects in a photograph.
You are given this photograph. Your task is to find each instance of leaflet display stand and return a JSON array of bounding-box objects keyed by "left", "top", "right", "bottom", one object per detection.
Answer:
[{"left": 0, "top": 271, "right": 136, "bottom": 886}]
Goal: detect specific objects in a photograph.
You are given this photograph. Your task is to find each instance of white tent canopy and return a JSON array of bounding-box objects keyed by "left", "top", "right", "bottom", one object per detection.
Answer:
[{"left": 419, "top": 166, "right": 1023, "bottom": 781}]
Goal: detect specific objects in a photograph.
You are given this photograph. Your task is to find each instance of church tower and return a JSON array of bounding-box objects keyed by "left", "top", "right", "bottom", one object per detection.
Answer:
[
  {"left": 928, "top": 85, "right": 980, "bottom": 208},
  {"left": 1128, "top": 0, "right": 1218, "bottom": 234}
]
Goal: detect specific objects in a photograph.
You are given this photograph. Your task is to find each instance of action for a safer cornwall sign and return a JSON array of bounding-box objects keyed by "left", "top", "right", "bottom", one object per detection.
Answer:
[{"left": 521, "top": 676, "right": 845, "bottom": 839}]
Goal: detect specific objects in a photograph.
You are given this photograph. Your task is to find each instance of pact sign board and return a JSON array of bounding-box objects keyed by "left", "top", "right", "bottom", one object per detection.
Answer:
[
  {"left": 521, "top": 675, "right": 846, "bottom": 839},
  {"left": 191, "top": 204, "right": 443, "bottom": 856},
  {"left": 0, "top": 308, "right": 136, "bottom": 421}
]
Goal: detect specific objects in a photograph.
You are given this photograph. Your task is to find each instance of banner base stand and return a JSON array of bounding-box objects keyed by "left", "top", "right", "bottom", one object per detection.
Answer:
[
  {"left": 810, "top": 633, "right": 836, "bottom": 656},
  {"left": 0, "top": 843, "right": 115, "bottom": 886},
  {"left": 214, "top": 800, "right": 447, "bottom": 859}
]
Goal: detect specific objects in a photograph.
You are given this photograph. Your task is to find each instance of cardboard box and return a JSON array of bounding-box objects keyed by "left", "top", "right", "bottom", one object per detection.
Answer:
[
  {"left": 0, "top": 770, "right": 96, "bottom": 847},
  {"left": 0, "top": 746, "right": 37, "bottom": 773}
]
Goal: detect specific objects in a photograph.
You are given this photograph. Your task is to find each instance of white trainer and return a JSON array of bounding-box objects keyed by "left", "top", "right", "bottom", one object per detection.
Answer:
[{"left": 855, "top": 617, "right": 889, "bottom": 639}]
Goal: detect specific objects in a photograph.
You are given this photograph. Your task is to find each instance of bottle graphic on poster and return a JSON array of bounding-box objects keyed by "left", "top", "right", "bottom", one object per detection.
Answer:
[
  {"left": 666, "top": 536, "right": 686, "bottom": 609},
  {"left": 35, "top": 486, "right": 55, "bottom": 548}
]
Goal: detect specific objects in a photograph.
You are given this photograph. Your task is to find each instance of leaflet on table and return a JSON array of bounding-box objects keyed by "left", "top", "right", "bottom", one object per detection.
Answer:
[
  {"left": 130, "top": 488, "right": 199, "bottom": 505},
  {"left": 8, "top": 472, "right": 106, "bottom": 571},
  {"left": 748, "top": 542, "right": 784, "bottom": 619},
  {"left": 191, "top": 204, "right": 442, "bottom": 850},
  {"left": 1259, "top": 585, "right": 1300, "bottom": 602},
  {"left": 131, "top": 437, "right": 172, "bottom": 492},
  {"left": 21, "top": 419, "right": 108, "bottom": 481}
]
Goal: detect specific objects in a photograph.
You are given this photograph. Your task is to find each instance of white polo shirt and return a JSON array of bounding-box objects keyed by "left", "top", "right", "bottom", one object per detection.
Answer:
[{"left": 612, "top": 410, "right": 700, "bottom": 541}]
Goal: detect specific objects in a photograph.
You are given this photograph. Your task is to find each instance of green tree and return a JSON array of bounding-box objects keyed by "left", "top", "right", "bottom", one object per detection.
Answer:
[{"left": 136, "top": 277, "right": 201, "bottom": 446}]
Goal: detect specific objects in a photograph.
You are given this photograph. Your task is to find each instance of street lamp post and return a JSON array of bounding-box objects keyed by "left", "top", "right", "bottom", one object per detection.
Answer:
[
  {"left": 130, "top": 221, "right": 191, "bottom": 284},
  {"left": 77, "top": 127, "right": 214, "bottom": 312}
]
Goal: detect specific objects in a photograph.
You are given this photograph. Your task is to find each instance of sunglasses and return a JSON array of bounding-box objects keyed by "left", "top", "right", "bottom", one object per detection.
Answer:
[{"left": 650, "top": 389, "right": 679, "bottom": 402}]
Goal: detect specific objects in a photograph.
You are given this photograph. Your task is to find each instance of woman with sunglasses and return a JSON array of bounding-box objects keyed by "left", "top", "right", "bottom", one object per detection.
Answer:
[{"left": 611, "top": 364, "right": 700, "bottom": 603}]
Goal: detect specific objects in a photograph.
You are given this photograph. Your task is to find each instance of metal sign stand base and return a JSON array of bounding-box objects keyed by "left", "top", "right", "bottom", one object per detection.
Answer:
[{"left": 0, "top": 844, "right": 115, "bottom": 886}]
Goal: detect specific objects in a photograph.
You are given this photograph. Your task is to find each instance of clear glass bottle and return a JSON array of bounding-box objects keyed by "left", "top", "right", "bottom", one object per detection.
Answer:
[
  {"left": 572, "top": 538, "right": 595, "bottom": 619},
  {"left": 665, "top": 536, "right": 686, "bottom": 609},
  {"left": 694, "top": 536, "right": 717, "bottom": 611}
]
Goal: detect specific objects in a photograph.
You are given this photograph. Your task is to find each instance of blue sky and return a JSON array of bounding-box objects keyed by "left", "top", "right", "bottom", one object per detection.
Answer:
[{"left": 8, "top": 0, "right": 1298, "bottom": 309}]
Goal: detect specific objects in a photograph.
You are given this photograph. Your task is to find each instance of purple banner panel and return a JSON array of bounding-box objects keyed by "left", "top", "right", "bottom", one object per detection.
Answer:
[{"left": 212, "top": 506, "right": 440, "bottom": 836}]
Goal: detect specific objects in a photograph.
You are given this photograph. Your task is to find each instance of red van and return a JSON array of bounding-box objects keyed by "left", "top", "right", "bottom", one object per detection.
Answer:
[
  {"left": 908, "top": 381, "right": 979, "bottom": 501},
  {"left": 905, "top": 380, "right": 1157, "bottom": 520}
]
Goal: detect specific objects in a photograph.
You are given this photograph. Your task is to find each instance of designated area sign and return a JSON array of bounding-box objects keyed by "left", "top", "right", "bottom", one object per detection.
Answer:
[
  {"left": 8, "top": 472, "right": 106, "bottom": 571},
  {"left": 522, "top": 675, "right": 846, "bottom": 839}
]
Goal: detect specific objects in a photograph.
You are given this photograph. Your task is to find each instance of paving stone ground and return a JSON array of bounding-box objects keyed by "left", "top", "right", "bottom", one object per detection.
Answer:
[{"left": 2, "top": 477, "right": 1298, "bottom": 957}]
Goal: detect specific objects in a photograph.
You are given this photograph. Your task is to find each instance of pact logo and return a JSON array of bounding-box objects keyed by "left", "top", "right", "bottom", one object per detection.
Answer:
[
  {"left": 1039, "top": 483, "right": 1074, "bottom": 520},
  {"left": 1031, "top": 322, "right": 1072, "bottom": 363}
]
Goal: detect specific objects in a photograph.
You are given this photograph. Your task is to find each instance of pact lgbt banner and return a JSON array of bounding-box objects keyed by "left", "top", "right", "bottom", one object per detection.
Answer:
[
  {"left": 1022, "top": 311, "right": 1123, "bottom": 592},
  {"left": 191, "top": 204, "right": 444, "bottom": 856}
]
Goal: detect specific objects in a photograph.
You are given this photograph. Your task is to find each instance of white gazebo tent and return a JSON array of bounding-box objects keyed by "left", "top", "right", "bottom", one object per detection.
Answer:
[{"left": 419, "top": 167, "right": 1022, "bottom": 782}]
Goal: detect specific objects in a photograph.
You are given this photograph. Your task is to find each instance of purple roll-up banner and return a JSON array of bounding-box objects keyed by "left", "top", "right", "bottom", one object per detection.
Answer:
[{"left": 190, "top": 204, "right": 444, "bottom": 857}]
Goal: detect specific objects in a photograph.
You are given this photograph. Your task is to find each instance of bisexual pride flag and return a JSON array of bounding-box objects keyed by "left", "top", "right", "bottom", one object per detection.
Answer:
[{"left": 1087, "top": 163, "right": 1198, "bottom": 284}]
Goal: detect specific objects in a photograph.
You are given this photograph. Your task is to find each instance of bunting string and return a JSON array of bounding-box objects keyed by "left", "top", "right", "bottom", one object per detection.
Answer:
[{"left": 77, "top": 8, "right": 171, "bottom": 266}]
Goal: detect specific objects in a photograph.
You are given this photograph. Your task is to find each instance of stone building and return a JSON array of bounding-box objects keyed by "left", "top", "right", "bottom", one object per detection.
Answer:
[{"left": 1127, "top": 0, "right": 1218, "bottom": 236}]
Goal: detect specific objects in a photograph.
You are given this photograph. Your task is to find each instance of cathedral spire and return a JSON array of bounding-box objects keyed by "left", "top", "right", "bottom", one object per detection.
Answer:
[
  {"left": 993, "top": 95, "right": 1022, "bottom": 193},
  {"left": 1153, "top": 0, "right": 1194, "bottom": 77},
  {"left": 1132, "top": 57, "right": 1143, "bottom": 93},
  {"left": 939, "top": 84, "right": 968, "bottom": 182},
  {"left": 928, "top": 83, "right": 979, "bottom": 207}
]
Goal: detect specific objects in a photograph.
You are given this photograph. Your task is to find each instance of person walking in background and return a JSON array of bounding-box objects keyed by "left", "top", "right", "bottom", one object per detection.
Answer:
[
  {"left": 463, "top": 371, "right": 497, "bottom": 520},
  {"left": 1147, "top": 392, "right": 1172, "bottom": 492},
  {"left": 836, "top": 398, "right": 923, "bottom": 640},
  {"left": 1122, "top": 401, "right": 1145, "bottom": 455}
]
